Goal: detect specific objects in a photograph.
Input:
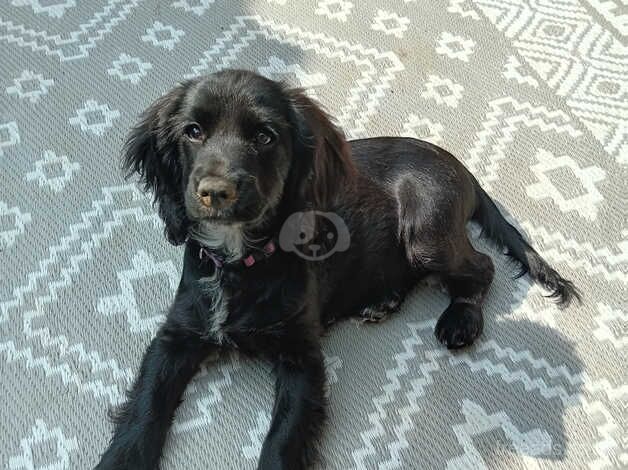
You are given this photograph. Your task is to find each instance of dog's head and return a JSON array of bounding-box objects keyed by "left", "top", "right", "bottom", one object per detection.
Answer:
[{"left": 123, "top": 69, "right": 355, "bottom": 245}]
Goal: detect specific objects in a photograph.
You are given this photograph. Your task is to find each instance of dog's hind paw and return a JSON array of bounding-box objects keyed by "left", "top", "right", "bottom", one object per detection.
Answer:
[
  {"left": 434, "top": 302, "right": 483, "bottom": 349},
  {"left": 357, "top": 295, "right": 402, "bottom": 323}
]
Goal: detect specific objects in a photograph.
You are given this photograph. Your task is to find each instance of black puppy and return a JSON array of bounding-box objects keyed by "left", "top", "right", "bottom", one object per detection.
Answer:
[{"left": 96, "top": 69, "right": 578, "bottom": 469}]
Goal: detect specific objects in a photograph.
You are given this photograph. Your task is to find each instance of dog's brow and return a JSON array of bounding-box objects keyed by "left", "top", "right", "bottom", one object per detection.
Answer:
[
  {"left": 188, "top": 106, "right": 216, "bottom": 123},
  {"left": 244, "top": 104, "right": 286, "bottom": 126}
]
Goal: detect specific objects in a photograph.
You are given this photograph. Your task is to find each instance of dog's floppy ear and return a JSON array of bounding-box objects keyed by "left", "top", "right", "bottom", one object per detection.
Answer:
[
  {"left": 286, "top": 88, "right": 356, "bottom": 208},
  {"left": 123, "top": 83, "right": 190, "bottom": 245}
]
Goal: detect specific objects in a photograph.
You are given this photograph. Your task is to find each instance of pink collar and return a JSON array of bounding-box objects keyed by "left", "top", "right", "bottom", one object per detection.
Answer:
[{"left": 198, "top": 240, "right": 277, "bottom": 269}]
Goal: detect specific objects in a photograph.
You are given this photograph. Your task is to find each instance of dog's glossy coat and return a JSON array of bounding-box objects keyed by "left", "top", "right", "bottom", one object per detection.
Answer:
[{"left": 96, "top": 70, "right": 578, "bottom": 470}]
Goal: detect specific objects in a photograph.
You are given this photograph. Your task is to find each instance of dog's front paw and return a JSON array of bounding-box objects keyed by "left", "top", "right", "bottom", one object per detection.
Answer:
[{"left": 434, "top": 302, "right": 483, "bottom": 349}]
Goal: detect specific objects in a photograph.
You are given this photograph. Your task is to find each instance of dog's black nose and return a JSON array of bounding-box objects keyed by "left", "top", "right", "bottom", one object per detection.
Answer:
[{"left": 196, "top": 177, "right": 237, "bottom": 209}]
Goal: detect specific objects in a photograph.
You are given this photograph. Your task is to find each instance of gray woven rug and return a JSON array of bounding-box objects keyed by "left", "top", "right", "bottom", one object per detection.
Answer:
[{"left": 1, "top": 1, "right": 626, "bottom": 469}]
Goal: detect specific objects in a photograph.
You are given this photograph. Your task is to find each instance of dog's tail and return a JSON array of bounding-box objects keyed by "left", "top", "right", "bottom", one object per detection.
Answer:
[{"left": 472, "top": 182, "right": 581, "bottom": 307}]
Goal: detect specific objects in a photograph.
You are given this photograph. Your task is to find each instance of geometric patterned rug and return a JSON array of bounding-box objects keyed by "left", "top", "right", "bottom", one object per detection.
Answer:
[{"left": 1, "top": 1, "right": 625, "bottom": 468}]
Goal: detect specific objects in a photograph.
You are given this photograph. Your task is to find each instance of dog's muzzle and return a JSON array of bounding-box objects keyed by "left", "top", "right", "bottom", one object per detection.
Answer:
[{"left": 196, "top": 177, "right": 238, "bottom": 210}]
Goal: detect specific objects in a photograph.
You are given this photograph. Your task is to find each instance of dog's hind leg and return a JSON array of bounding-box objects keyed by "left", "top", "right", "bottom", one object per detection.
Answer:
[
  {"left": 395, "top": 172, "right": 494, "bottom": 348},
  {"left": 432, "top": 237, "right": 494, "bottom": 349}
]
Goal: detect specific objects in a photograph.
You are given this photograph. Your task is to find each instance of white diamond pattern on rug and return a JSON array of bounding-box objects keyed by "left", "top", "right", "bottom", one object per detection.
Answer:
[
  {"left": 172, "top": 0, "right": 214, "bottom": 16},
  {"left": 435, "top": 31, "right": 475, "bottom": 62},
  {"left": 8, "top": 419, "right": 78, "bottom": 469},
  {"left": 258, "top": 56, "right": 327, "bottom": 99},
  {"left": 446, "top": 400, "right": 553, "bottom": 469},
  {"left": 242, "top": 411, "right": 271, "bottom": 460},
  {"left": 0, "top": 201, "right": 31, "bottom": 250},
  {"left": 25, "top": 150, "right": 80, "bottom": 192},
  {"left": 0, "top": 121, "right": 20, "bottom": 156},
  {"left": 315, "top": 0, "right": 353, "bottom": 22},
  {"left": 141, "top": 21, "right": 185, "bottom": 50},
  {"left": 10, "top": 0, "right": 76, "bottom": 18},
  {"left": 69, "top": 100, "right": 120, "bottom": 136},
  {"left": 448, "top": 0, "right": 480, "bottom": 20},
  {"left": 324, "top": 353, "right": 343, "bottom": 386},
  {"left": 6, "top": 70, "right": 54, "bottom": 103},
  {"left": 585, "top": 0, "right": 628, "bottom": 36},
  {"left": 502, "top": 55, "right": 539, "bottom": 88},
  {"left": 526, "top": 148, "right": 606, "bottom": 221},
  {"left": 107, "top": 53, "right": 152, "bottom": 85},
  {"left": 570, "top": 67, "right": 627, "bottom": 161},
  {"left": 578, "top": 69, "right": 626, "bottom": 102},
  {"left": 172, "top": 352, "right": 240, "bottom": 434},
  {"left": 465, "top": 97, "right": 583, "bottom": 192},
  {"left": 594, "top": 303, "right": 627, "bottom": 348},
  {"left": 352, "top": 321, "right": 440, "bottom": 469},
  {"left": 0, "top": 1, "right": 140, "bottom": 61},
  {"left": 402, "top": 114, "right": 444, "bottom": 144},
  {"left": 421, "top": 74, "right": 464, "bottom": 108},
  {"left": 472, "top": 0, "right": 628, "bottom": 163},
  {"left": 519, "top": 221, "right": 628, "bottom": 285},
  {"left": 519, "top": 13, "right": 590, "bottom": 54},
  {"left": 97, "top": 250, "right": 178, "bottom": 334},
  {"left": 371, "top": 9, "right": 410, "bottom": 38}
]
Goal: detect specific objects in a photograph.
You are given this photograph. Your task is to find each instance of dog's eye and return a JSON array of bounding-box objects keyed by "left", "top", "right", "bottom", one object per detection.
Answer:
[
  {"left": 184, "top": 124, "right": 204, "bottom": 142},
  {"left": 255, "top": 130, "right": 274, "bottom": 146}
]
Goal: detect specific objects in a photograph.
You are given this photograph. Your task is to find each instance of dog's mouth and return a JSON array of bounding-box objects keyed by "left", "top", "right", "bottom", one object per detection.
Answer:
[
  {"left": 196, "top": 212, "right": 244, "bottom": 228},
  {"left": 187, "top": 200, "right": 268, "bottom": 227},
  {"left": 199, "top": 206, "right": 232, "bottom": 222}
]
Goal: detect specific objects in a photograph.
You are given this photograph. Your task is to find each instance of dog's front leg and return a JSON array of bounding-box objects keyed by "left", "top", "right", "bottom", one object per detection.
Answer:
[
  {"left": 95, "top": 319, "right": 212, "bottom": 470},
  {"left": 258, "top": 334, "right": 327, "bottom": 470}
]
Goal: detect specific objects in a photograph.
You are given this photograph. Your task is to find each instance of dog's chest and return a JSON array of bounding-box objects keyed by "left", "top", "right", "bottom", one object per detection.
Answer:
[
  {"left": 199, "top": 264, "right": 307, "bottom": 346},
  {"left": 199, "top": 273, "right": 230, "bottom": 344}
]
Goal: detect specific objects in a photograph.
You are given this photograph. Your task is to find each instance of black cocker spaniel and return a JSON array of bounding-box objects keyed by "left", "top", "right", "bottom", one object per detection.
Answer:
[{"left": 96, "top": 69, "right": 579, "bottom": 470}]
